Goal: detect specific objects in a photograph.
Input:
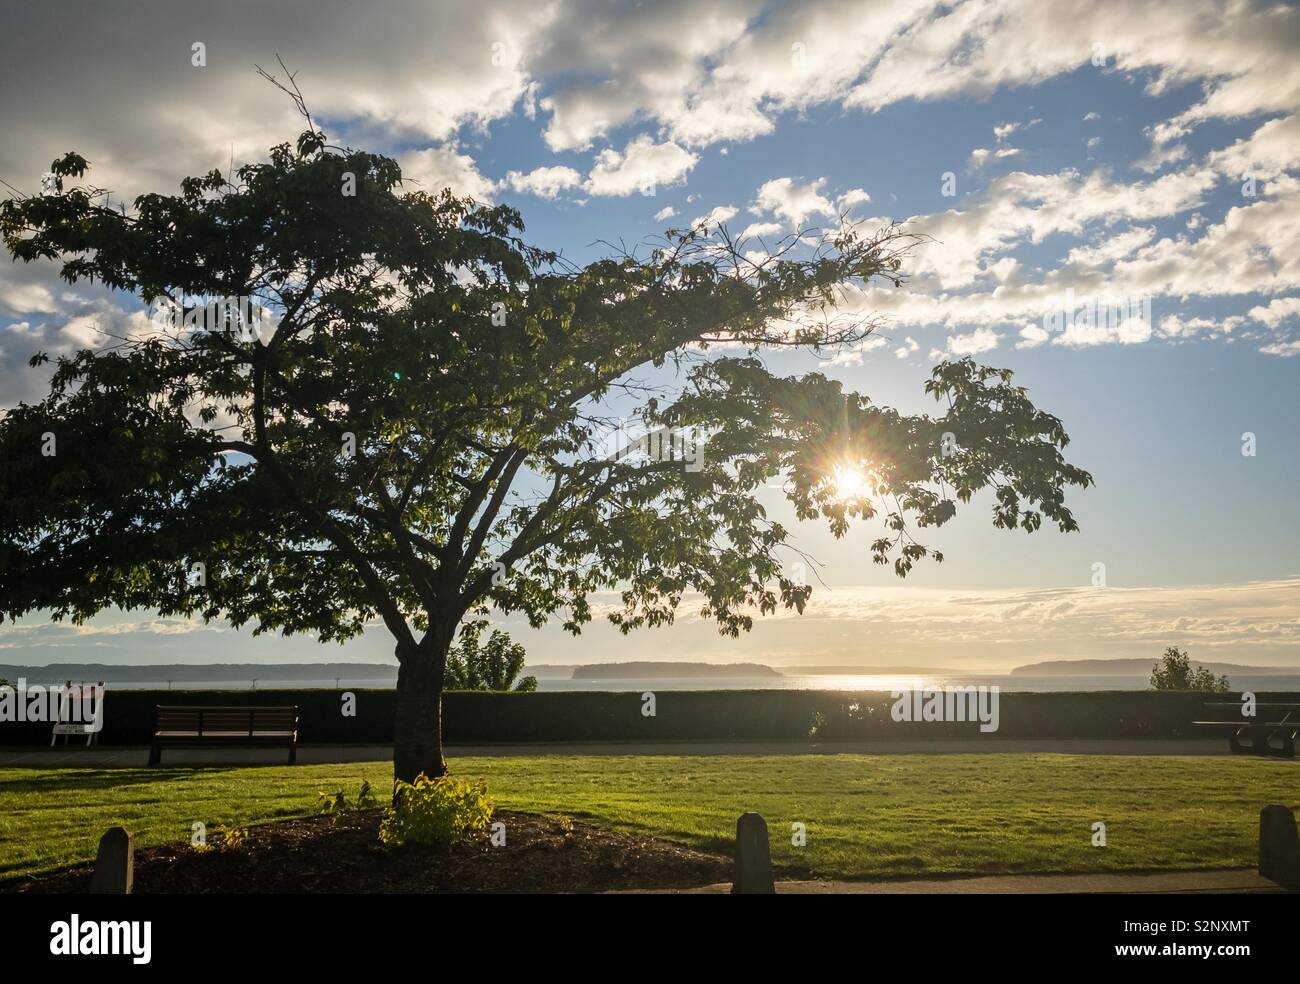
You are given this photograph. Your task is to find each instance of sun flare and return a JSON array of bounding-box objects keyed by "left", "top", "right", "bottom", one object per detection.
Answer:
[{"left": 831, "top": 464, "right": 870, "bottom": 501}]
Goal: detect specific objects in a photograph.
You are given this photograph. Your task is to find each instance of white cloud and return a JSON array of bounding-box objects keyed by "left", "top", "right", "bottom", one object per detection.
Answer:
[
  {"left": 945, "top": 327, "right": 1000, "bottom": 355},
  {"left": 60, "top": 313, "right": 111, "bottom": 349},
  {"left": 751, "top": 176, "right": 837, "bottom": 229},
  {"left": 653, "top": 205, "right": 677, "bottom": 221},
  {"left": 584, "top": 135, "right": 699, "bottom": 197},
  {"left": 894, "top": 336, "right": 920, "bottom": 359},
  {"left": 5, "top": 0, "right": 1298, "bottom": 203},
  {"left": 837, "top": 188, "right": 871, "bottom": 210},
  {"left": 986, "top": 257, "right": 1020, "bottom": 283},
  {"left": 897, "top": 165, "right": 1217, "bottom": 291},
  {"left": 1259, "top": 339, "right": 1300, "bottom": 357},
  {"left": 826, "top": 334, "right": 888, "bottom": 367},
  {"left": 739, "top": 220, "right": 784, "bottom": 239},
  {"left": 0, "top": 280, "right": 58, "bottom": 315},
  {"left": 690, "top": 205, "right": 739, "bottom": 229},
  {"left": 1017, "top": 324, "right": 1050, "bottom": 348},
  {"left": 1065, "top": 227, "right": 1156, "bottom": 269},
  {"left": 496, "top": 577, "right": 1300, "bottom": 669},
  {"left": 1055, "top": 314, "right": 1152, "bottom": 348},
  {"left": 504, "top": 164, "right": 583, "bottom": 199},
  {"left": 3, "top": 0, "right": 1300, "bottom": 383},
  {"left": 1249, "top": 297, "right": 1300, "bottom": 327},
  {"left": 1209, "top": 113, "right": 1300, "bottom": 182},
  {"left": 398, "top": 146, "right": 498, "bottom": 201},
  {"left": 970, "top": 146, "right": 1020, "bottom": 167},
  {"left": 1136, "top": 141, "right": 1189, "bottom": 173},
  {"left": 1157, "top": 314, "right": 1241, "bottom": 338}
]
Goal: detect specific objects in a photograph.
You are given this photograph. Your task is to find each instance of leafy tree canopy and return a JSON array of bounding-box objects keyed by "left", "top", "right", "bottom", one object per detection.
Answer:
[
  {"left": 0, "top": 98, "right": 1091, "bottom": 777},
  {"left": 446, "top": 628, "right": 535, "bottom": 693}
]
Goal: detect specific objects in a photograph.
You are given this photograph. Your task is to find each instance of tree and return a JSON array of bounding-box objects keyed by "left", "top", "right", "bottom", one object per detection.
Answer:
[
  {"left": 0, "top": 102, "right": 1091, "bottom": 782},
  {"left": 1149, "top": 646, "right": 1230, "bottom": 692},
  {"left": 446, "top": 628, "right": 536, "bottom": 692}
]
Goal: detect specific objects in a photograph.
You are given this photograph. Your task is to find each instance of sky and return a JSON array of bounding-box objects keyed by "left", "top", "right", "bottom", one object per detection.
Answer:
[{"left": 1, "top": 0, "right": 1299, "bottom": 671}]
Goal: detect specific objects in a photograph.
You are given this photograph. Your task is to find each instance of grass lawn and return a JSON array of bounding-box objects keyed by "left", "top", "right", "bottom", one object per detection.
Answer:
[{"left": 1, "top": 753, "right": 1296, "bottom": 883}]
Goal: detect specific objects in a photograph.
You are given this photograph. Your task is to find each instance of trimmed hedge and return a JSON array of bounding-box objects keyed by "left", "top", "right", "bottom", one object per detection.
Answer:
[{"left": 1, "top": 686, "right": 1285, "bottom": 745}]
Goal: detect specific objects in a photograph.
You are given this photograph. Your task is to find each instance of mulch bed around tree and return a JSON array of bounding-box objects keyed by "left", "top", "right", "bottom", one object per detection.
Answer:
[{"left": 6, "top": 810, "right": 733, "bottom": 894}]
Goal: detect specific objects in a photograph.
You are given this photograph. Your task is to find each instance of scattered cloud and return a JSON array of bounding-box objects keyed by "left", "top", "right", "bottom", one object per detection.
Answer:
[
  {"left": 751, "top": 176, "right": 837, "bottom": 229},
  {"left": 398, "top": 146, "right": 498, "bottom": 201},
  {"left": 584, "top": 134, "right": 698, "bottom": 196},
  {"left": 504, "top": 164, "right": 583, "bottom": 199}
]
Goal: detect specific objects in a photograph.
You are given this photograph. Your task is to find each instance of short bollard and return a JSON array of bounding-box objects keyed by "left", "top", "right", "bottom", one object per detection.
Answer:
[
  {"left": 89, "top": 826, "right": 134, "bottom": 895},
  {"left": 1259, "top": 805, "right": 1300, "bottom": 888},
  {"left": 732, "top": 812, "right": 775, "bottom": 894}
]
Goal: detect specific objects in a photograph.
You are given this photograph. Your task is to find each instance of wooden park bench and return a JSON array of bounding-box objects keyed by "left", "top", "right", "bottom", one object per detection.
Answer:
[
  {"left": 148, "top": 705, "right": 299, "bottom": 765},
  {"left": 1192, "top": 702, "right": 1300, "bottom": 758}
]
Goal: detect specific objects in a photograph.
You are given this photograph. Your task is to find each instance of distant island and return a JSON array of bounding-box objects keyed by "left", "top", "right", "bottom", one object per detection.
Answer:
[
  {"left": 0, "top": 663, "right": 398, "bottom": 684},
  {"left": 1010, "top": 658, "right": 1300, "bottom": 676},
  {"left": 570, "top": 661, "right": 781, "bottom": 679}
]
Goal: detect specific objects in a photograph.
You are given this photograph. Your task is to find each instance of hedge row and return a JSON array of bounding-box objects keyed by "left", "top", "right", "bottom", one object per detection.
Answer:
[{"left": 2, "top": 686, "right": 1281, "bottom": 745}]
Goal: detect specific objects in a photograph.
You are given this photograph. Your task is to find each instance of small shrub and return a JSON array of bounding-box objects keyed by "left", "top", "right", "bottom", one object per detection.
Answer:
[
  {"left": 192, "top": 825, "right": 249, "bottom": 853},
  {"left": 379, "top": 774, "right": 493, "bottom": 847},
  {"left": 316, "top": 780, "right": 378, "bottom": 816},
  {"left": 357, "top": 779, "right": 377, "bottom": 809},
  {"left": 317, "top": 789, "right": 350, "bottom": 815},
  {"left": 1149, "top": 646, "right": 1230, "bottom": 692}
]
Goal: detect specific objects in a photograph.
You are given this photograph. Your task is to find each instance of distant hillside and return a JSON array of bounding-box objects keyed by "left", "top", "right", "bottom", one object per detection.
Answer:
[
  {"left": 570, "top": 661, "right": 780, "bottom": 678},
  {"left": 520, "top": 664, "right": 582, "bottom": 679},
  {"left": 0, "top": 663, "right": 397, "bottom": 684},
  {"left": 1010, "top": 659, "right": 1299, "bottom": 677}
]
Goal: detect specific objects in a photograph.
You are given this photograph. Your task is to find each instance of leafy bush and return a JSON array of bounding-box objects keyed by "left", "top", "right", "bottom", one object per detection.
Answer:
[
  {"left": 379, "top": 774, "right": 493, "bottom": 847},
  {"left": 1149, "top": 646, "right": 1231, "bottom": 692}
]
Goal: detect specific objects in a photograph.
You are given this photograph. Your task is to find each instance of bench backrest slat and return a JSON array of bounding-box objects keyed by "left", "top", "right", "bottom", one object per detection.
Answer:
[{"left": 154, "top": 705, "right": 298, "bottom": 736}]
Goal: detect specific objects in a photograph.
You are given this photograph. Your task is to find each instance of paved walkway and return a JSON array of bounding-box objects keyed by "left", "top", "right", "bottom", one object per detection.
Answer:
[
  {"left": 637, "top": 869, "right": 1288, "bottom": 894},
  {"left": 0, "top": 737, "right": 1275, "bottom": 767}
]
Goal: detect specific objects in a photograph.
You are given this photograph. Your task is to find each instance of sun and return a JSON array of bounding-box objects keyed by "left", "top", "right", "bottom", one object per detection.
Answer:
[{"left": 831, "top": 463, "right": 870, "bottom": 501}]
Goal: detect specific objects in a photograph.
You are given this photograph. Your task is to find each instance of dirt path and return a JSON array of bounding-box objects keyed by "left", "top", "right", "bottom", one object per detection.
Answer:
[{"left": 634, "top": 868, "right": 1287, "bottom": 894}]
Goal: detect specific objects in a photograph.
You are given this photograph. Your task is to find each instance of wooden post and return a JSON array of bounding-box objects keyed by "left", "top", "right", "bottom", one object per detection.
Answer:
[
  {"left": 89, "top": 826, "right": 134, "bottom": 894},
  {"left": 732, "top": 812, "right": 775, "bottom": 894},
  {"left": 1259, "top": 805, "right": 1300, "bottom": 888}
]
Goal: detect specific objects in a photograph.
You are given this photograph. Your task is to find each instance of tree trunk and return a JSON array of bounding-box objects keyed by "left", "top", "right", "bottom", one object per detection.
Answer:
[{"left": 393, "top": 644, "right": 448, "bottom": 783}]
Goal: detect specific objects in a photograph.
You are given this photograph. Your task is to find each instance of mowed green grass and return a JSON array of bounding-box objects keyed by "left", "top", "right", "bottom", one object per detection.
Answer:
[{"left": 1, "top": 753, "right": 1296, "bottom": 883}]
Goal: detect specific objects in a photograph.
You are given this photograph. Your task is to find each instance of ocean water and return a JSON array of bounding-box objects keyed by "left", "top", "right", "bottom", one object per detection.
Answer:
[
  {"left": 535, "top": 674, "right": 1300, "bottom": 693},
  {"left": 91, "top": 673, "right": 1300, "bottom": 693}
]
